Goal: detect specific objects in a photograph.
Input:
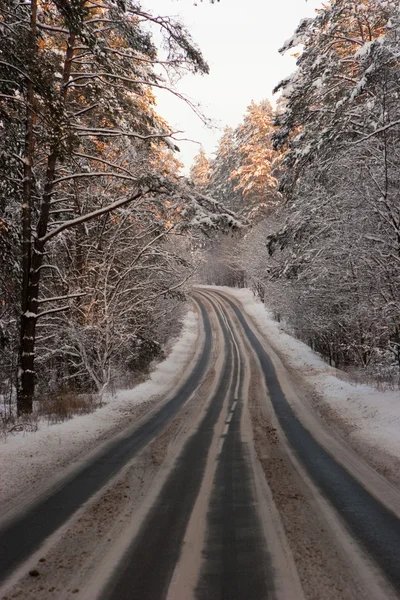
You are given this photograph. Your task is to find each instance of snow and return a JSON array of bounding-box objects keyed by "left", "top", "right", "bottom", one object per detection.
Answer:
[
  {"left": 213, "top": 286, "right": 400, "bottom": 460},
  {"left": 354, "top": 37, "right": 385, "bottom": 59},
  {"left": 0, "top": 309, "right": 199, "bottom": 508},
  {"left": 313, "top": 77, "right": 323, "bottom": 89},
  {"left": 280, "top": 18, "right": 312, "bottom": 53}
]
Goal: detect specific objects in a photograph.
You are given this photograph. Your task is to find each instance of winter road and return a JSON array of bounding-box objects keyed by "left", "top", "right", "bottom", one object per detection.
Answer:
[{"left": 1, "top": 289, "right": 400, "bottom": 599}]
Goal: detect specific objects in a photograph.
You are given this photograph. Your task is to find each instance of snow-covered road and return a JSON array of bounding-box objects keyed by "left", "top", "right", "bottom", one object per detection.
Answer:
[{"left": 1, "top": 288, "right": 400, "bottom": 600}]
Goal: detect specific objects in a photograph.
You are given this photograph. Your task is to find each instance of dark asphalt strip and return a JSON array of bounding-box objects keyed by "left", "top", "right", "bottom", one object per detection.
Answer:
[
  {"left": 213, "top": 291, "right": 400, "bottom": 593},
  {"left": 195, "top": 296, "right": 274, "bottom": 600},
  {"left": 99, "top": 295, "right": 234, "bottom": 600},
  {"left": 0, "top": 299, "right": 212, "bottom": 584}
]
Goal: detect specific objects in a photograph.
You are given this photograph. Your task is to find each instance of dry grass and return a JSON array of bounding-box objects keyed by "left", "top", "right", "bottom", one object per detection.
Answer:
[
  {"left": 0, "top": 389, "right": 103, "bottom": 441},
  {"left": 0, "top": 412, "right": 39, "bottom": 442},
  {"left": 37, "top": 391, "right": 103, "bottom": 425},
  {"left": 342, "top": 366, "right": 399, "bottom": 392}
]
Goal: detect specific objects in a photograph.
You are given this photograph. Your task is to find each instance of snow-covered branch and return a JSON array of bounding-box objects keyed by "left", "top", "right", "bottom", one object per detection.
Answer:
[
  {"left": 41, "top": 188, "right": 153, "bottom": 243},
  {"left": 37, "top": 292, "right": 86, "bottom": 304}
]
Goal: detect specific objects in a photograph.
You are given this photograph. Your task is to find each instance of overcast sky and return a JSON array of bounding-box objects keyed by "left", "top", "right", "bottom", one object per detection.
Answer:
[{"left": 149, "top": 0, "right": 322, "bottom": 171}]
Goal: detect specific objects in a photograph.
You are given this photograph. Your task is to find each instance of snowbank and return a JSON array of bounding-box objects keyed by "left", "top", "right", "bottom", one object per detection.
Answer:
[
  {"left": 216, "top": 286, "right": 400, "bottom": 460},
  {"left": 1, "top": 309, "right": 199, "bottom": 508}
]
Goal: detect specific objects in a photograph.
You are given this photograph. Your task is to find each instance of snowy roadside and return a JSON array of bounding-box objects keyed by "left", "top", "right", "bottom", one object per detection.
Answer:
[
  {"left": 0, "top": 309, "right": 199, "bottom": 510},
  {"left": 213, "top": 286, "right": 400, "bottom": 463}
]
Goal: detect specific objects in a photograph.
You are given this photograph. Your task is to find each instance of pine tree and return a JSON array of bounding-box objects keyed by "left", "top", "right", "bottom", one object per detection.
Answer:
[
  {"left": 207, "top": 127, "right": 242, "bottom": 212},
  {"left": 230, "top": 100, "right": 278, "bottom": 219},
  {"left": 274, "top": 0, "right": 395, "bottom": 192},
  {"left": 190, "top": 148, "right": 211, "bottom": 189}
]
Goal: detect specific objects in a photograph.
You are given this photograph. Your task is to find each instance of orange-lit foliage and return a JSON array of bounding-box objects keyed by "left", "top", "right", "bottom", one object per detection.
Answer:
[
  {"left": 190, "top": 148, "right": 210, "bottom": 188},
  {"left": 231, "top": 100, "right": 278, "bottom": 211}
]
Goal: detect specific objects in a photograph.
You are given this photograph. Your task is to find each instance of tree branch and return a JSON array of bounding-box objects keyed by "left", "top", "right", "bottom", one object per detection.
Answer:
[{"left": 40, "top": 188, "right": 156, "bottom": 243}]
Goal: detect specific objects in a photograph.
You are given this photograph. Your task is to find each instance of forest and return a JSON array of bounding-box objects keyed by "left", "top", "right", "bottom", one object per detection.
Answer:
[
  {"left": 1, "top": 0, "right": 399, "bottom": 421},
  {"left": 0, "top": 0, "right": 240, "bottom": 417},
  {"left": 193, "top": 0, "right": 400, "bottom": 385}
]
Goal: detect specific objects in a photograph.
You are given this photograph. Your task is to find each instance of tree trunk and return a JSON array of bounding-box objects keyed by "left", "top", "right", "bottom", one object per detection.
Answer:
[
  {"left": 17, "top": 32, "right": 75, "bottom": 413},
  {"left": 18, "top": 153, "right": 58, "bottom": 413},
  {"left": 17, "top": 0, "right": 37, "bottom": 414},
  {"left": 18, "top": 266, "right": 40, "bottom": 414}
]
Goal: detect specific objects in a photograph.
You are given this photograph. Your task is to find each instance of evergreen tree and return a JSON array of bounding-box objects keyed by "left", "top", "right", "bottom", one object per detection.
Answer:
[
  {"left": 231, "top": 100, "right": 278, "bottom": 219},
  {"left": 208, "top": 127, "right": 242, "bottom": 212},
  {"left": 190, "top": 147, "right": 211, "bottom": 189}
]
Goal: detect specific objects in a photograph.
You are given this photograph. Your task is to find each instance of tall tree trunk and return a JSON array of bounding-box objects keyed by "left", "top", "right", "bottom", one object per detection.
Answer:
[
  {"left": 17, "top": 32, "right": 75, "bottom": 414},
  {"left": 18, "top": 154, "right": 58, "bottom": 413},
  {"left": 17, "top": 0, "right": 37, "bottom": 414}
]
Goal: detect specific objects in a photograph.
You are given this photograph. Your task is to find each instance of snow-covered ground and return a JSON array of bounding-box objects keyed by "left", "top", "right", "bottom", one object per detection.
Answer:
[
  {"left": 0, "top": 309, "right": 199, "bottom": 509},
  {"left": 219, "top": 286, "right": 400, "bottom": 461}
]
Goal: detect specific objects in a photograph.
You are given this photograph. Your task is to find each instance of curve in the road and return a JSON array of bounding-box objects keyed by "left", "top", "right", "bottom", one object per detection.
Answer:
[
  {"left": 212, "top": 289, "right": 400, "bottom": 594},
  {"left": 0, "top": 299, "right": 213, "bottom": 584}
]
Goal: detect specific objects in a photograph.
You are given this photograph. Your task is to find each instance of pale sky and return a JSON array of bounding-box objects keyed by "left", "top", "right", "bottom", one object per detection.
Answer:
[{"left": 149, "top": 0, "right": 323, "bottom": 171}]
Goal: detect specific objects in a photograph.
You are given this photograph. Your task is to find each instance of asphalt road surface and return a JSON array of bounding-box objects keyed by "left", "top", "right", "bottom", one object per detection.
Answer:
[{"left": 1, "top": 289, "right": 400, "bottom": 600}]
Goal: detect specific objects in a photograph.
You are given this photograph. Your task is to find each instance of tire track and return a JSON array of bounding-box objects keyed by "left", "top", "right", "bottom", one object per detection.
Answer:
[
  {"left": 211, "top": 289, "right": 400, "bottom": 595},
  {"left": 195, "top": 291, "right": 274, "bottom": 600}
]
